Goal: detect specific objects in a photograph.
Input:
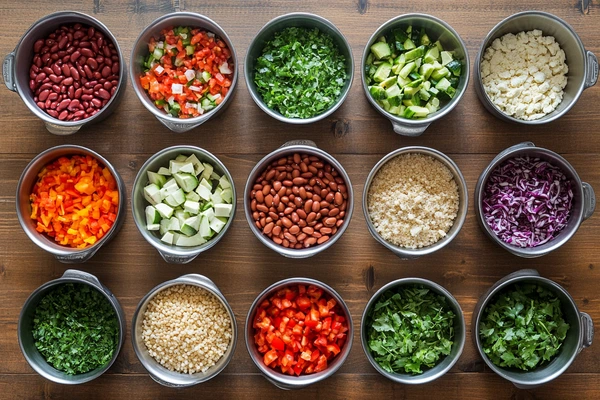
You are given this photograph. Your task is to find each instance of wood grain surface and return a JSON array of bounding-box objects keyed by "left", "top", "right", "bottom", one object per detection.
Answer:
[{"left": 0, "top": 1, "right": 598, "bottom": 399}]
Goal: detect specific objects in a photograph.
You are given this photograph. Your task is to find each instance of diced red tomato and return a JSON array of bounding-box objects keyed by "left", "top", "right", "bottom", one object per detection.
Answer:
[{"left": 252, "top": 284, "right": 349, "bottom": 376}]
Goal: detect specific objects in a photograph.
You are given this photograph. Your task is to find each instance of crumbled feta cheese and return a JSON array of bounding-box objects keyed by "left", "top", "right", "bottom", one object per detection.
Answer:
[
  {"left": 480, "top": 30, "right": 568, "bottom": 121},
  {"left": 171, "top": 83, "right": 183, "bottom": 94}
]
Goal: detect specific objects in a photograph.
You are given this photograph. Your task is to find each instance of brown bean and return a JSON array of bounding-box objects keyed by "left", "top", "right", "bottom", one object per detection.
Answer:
[
  {"left": 254, "top": 191, "right": 264, "bottom": 203},
  {"left": 289, "top": 225, "right": 300, "bottom": 235},
  {"left": 302, "top": 227, "right": 314, "bottom": 235},
  {"left": 296, "top": 209, "right": 307, "bottom": 219},
  {"left": 263, "top": 222, "right": 274, "bottom": 234},
  {"left": 312, "top": 201, "right": 320, "bottom": 213},
  {"left": 272, "top": 225, "right": 282, "bottom": 236},
  {"left": 317, "top": 235, "right": 330, "bottom": 244},
  {"left": 281, "top": 217, "right": 293, "bottom": 228},
  {"left": 284, "top": 232, "right": 297, "bottom": 243},
  {"left": 256, "top": 204, "right": 269, "bottom": 213},
  {"left": 329, "top": 208, "right": 340, "bottom": 217},
  {"left": 334, "top": 192, "right": 343, "bottom": 206},
  {"left": 304, "top": 237, "right": 317, "bottom": 247},
  {"left": 307, "top": 212, "right": 317, "bottom": 223},
  {"left": 324, "top": 217, "right": 337, "bottom": 227},
  {"left": 304, "top": 199, "right": 313, "bottom": 213}
]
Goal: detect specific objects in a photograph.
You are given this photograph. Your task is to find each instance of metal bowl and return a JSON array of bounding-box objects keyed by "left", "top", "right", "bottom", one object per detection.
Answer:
[
  {"left": 131, "top": 145, "right": 236, "bottom": 264},
  {"left": 475, "top": 142, "right": 595, "bottom": 258},
  {"left": 131, "top": 274, "right": 237, "bottom": 387},
  {"left": 3, "top": 11, "right": 126, "bottom": 135},
  {"left": 472, "top": 269, "right": 594, "bottom": 388},
  {"left": 245, "top": 277, "right": 353, "bottom": 389},
  {"left": 363, "top": 146, "right": 468, "bottom": 259},
  {"left": 243, "top": 140, "right": 353, "bottom": 258},
  {"left": 474, "top": 11, "right": 598, "bottom": 124},
  {"left": 130, "top": 12, "right": 238, "bottom": 133},
  {"left": 361, "top": 14, "right": 470, "bottom": 136},
  {"left": 361, "top": 278, "right": 465, "bottom": 384},
  {"left": 244, "top": 13, "right": 354, "bottom": 124},
  {"left": 16, "top": 145, "right": 126, "bottom": 263},
  {"left": 18, "top": 269, "right": 125, "bottom": 384}
]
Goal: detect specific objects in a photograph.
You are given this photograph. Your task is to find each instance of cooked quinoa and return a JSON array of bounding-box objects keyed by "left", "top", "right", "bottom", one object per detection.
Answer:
[
  {"left": 142, "top": 284, "right": 232, "bottom": 374},
  {"left": 367, "top": 153, "right": 459, "bottom": 248}
]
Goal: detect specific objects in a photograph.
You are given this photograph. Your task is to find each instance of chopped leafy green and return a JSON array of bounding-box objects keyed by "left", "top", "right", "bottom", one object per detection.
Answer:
[
  {"left": 254, "top": 27, "right": 347, "bottom": 119},
  {"left": 32, "top": 283, "right": 120, "bottom": 375},
  {"left": 479, "top": 284, "right": 570, "bottom": 371},
  {"left": 366, "top": 285, "right": 455, "bottom": 374}
]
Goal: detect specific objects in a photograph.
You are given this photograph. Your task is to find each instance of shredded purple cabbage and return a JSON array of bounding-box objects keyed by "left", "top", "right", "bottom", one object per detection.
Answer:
[{"left": 482, "top": 156, "right": 573, "bottom": 248}]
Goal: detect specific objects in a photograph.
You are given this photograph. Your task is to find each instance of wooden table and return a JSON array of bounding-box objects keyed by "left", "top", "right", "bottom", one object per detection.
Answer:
[{"left": 1, "top": 1, "right": 598, "bottom": 399}]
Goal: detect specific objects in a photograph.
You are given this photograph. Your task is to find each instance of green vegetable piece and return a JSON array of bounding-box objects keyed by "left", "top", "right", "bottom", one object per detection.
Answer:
[
  {"left": 440, "top": 51, "right": 454, "bottom": 66},
  {"left": 420, "top": 29, "right": 431, "bottom": 46},
  {"left": 32, "top": 283, "right": 119, "bottom": 375},
  {"left": 405, "top": 45, "right": 425, "bottom": 62},
  {"left": 371, "top": 42, "right": 392, "bottom": 60},
  {"left": 446, "top": 60, "right": 462, "bottom": 77},
  {"left": 379, "top": 76, "right": 398, "bottom": 89},
  {"left": 479, "top": 284, "right": 570, "bottom": 371},
  {"left": 366, "top": 285, "right": 455, "bottom": 374},
  {"left": 423, "top": 47, "right": 440, "bottom": 64},
  {"left": 435, "top": 77, "right": 452, "bottom": 92},
  {"left": 369, "top": 86, "right": 386, "bottom": 101},
  {"left": 398, "top": 61, "right": 416, "bottom": 79},
  {"left": 419, "top": 63, "right": 435, "bottom": 80},
  {"left": 385, "top": 84, "right": 402, "bottom": 99},
  {"left": 391, "top": 28, "right": 408, "bottom": 44},
  {"left": 434, "top": 40, "right": 444, "bottom": 51},
  {"left": 373, "top": 62, "right": 392, "bottom": 83},
  {"left": 430, "top": 67, "right": 450, "bottom": 81},
  {"left": 403, "top": 38, "right": 416, "bottom": 50}
]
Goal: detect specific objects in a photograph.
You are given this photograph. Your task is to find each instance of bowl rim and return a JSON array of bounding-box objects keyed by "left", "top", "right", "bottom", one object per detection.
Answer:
[
  {"left": 362, "top": 146, "right": 468, "bottom": 257},
  {"left": 130, "top": 274, "right": 237, "bottom": 386},
  {"left": 472, "top": 274, "right": 582, "bottom": 386},
  {"left": 11, "top": 10, "right": 126, "bottom": 127},
  {"left": 244, "top": 277, "right": 354, "bottom": 387},
  {"left": 18, "top": 271, "right": 125, "bottom": 384},
  {"left": 243, "top": 12, "right": 354, "bottom": 124},
  {"left": 474, "top": 144, "right": 585, "bottom": 257},
  {"left": 474, "top": 10, "right": 587, "bottom": 125},
  {"left": 360, "top": 13, "right": 470, "bottom": 126},
  {"left": 130, "top": 145, "right": 236, "bottom": 258},
  {"left": 128, "top": 11, "right": 238, "bottom": 125},
  {"left": 16, "top": 144, "right": 126, "bottom": 257},
  {"left": 243, "top": 143, "right": 354, "bottom": 258},
  {"left": 360, "top": 277, "right": 466, "bottom": 384}
]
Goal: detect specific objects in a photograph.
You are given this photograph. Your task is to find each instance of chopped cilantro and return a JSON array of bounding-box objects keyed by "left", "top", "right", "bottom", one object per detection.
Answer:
[
  {"left": 32, "top": 283, "right": 120, "bottom": 375},
  {"left": 366, "top": 285, "right": 456, "bottom": 374},
  {"left": 253, "top": 27, "right": 347, "bottom": 119},
  {"left": 479, "top": 284, "right": 570, "bottom": 371}
]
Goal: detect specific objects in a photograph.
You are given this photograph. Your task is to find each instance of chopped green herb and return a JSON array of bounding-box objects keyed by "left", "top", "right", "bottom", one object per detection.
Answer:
[
  {"left": 254, "top": 27, "right": 347, "bottom": 119},
  {"left": 32, "top": 283, "right": 120, "bottom": 375},
  {"left": 366, "top": 285, "right": 455, "bottom": 374},
  {"left": 479, "top": 284, "right": 570, "bottom": 371}
]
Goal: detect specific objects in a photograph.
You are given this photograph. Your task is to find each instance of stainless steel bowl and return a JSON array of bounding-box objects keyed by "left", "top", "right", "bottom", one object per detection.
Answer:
[
  {"left": 18, "top": 269, "right": 125, "bottom": 384},
  {"left": 363, "top": 146, "right": 468, "bottom": 259},
  {"left": 131, "top": 145, "right": 236, "bottom": 263},
  {"left": 361, "top": 14, "right": 470, "bottom": 136},
  {"left": 361, "top": 278, "right": 465, "bottom": 384},
  {"left": 244, "top": 13, "right": 354, "bottom": 124},
  {"left": 130, "top": 12, "right": 238, "bottom": 133},
  {"left": 243, "top": 140, "right": 353, "bottom": 258},
  {"left": 474, "top": 11, "right": 598, "bottom": 124},
  {"left": 3, "top": 11, "right": 126, "bottom": 135},
  {"left": 475, "top": 141, "right": 595, "bottom": 258},
  {"left": 245, "top": 277, "right": 353, "bottom": 389},
  {"left": 16, "top": 145, "right": 126, "bottom": 263},
  {"left": 131, "top": 274, "right": 237, "bottom": 387},
  {"left": 473, "top": 269, "right": 594, "bottom": 389}
]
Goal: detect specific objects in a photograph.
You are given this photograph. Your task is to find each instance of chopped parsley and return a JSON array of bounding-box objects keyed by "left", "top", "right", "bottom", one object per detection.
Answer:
[
  {"left": 479, "top": 284, "right": 570, "bottom": 371},
  {"left": 254, "top": 26, "right": 347, "bottom": 119},
  {"left": 366, "top": 285, "right": 455, "bottom": 374},
  {"left": 32, "top": 283, "right": 120, "bottom": 375}
]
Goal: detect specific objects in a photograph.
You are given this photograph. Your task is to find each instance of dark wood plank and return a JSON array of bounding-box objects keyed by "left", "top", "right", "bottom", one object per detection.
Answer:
[{"left": 0, "top": 0, "right": 599, "bottom": 399}]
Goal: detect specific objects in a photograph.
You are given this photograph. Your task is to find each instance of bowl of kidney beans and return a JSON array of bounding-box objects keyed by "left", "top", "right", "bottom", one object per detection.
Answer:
[
  {"left": 244, "top": 140, "right": 354, "bottom": 258},
  {"left": 3, "top": 11, "right": 126, "bottom": 135}
]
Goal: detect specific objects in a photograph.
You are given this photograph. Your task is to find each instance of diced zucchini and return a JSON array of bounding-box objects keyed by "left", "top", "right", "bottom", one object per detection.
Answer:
[
  {"left": 175, "top": 154, "right": 187, "bottom": 162},
  {"left": 147, "top": 171, "right": 167, "bottom": 188},
  {"left": 173, "top": 173, "right": 199, "bottom": 193},
  {"left": 196, "top": 183, "right": 212, "bottom": 201},
  {"left": 184, "top": 200, "right": 200, "bottom": 215},
  {"left": 175, "top": 210, "right": 191, "bottom": 226},
  {"left": 157, "top": 167, "right": 171, "bottom": 176},
  {"left": 185, "top": 191, "right": 201, "bottom": 202},
  {"left": 211, "top": 189, "right": 223, "bottom": 205},
  {"left": 419, "top": 88, "right": 431, "bottom": 101},
  {"left": 214, "top": 204, "right": 232, "bottom": 218},
  {"left": 145, "top": 205, "right": 161, "bottom": 225},
  {"left": 144, "top": 183, "right": 163, "bottom": 205},
  {"left": 420, "top": 31, "right": 431, "bottom": 46},
  {"left": 155, "top": 203, "right": 174, "bottom": 219},
  {"left": 201, "top": 163, "right": 213, "bottom": 181},
  {"left": 175, "top": 232, "right": 207, "bottom": 247},
  {"left": 370, "top": 42, "right": 392, "bottom": 59},
  {"left": 185, "top": 154, "right": 205, "bottom": 175},
  {"left": 218, "top": 175, "right": 231, "bottom": 190},
  {"left": 161, "top": 231, "right": 174, "bottom": 245},
  {"left": 146, "top": 224, "right": 160, "bottom": 231},
  {"left": 388, "top": 95, "right": 402, "bottom": 107},
  {"left": 403, "top": 38, "right": 416, "bottom": 50},
  {"left": 396, "top": 75, "right": 411, "bottom": 88},
  {"left": 209, "top": 217, "right": 227, "bottom": 234},
  {"left": 164, "top": 188, "right": 186, "bottom": 207},
  {"left": 180, "top": 215, "right": 201, "bottom": 236},
  {"left": 167, "top": 217, "right": 180, "bottom": 232},
  {"left": 434, "top": 40, "right": 444, "bottom": 51},
  {"left": 220, "top": 188, "right": 233, "bottom": 204},
  {"left": 199, "top": 215, "right": 211, "bottom": 237}
]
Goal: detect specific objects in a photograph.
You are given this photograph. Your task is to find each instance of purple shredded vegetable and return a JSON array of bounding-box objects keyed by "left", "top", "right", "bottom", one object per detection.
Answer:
[{"left": 482, "top": 156, "right": 573, "bottom": 248}]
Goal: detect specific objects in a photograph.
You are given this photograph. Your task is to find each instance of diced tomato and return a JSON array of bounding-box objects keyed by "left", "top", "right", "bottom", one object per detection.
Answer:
[{"left": 252, "top": 284, "right": 349, "bottom": 377}]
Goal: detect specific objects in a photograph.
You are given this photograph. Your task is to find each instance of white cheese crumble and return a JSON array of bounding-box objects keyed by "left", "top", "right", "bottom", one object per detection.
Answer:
[{"left": 480, "top": 30, "right": 568, "bottom": 121}]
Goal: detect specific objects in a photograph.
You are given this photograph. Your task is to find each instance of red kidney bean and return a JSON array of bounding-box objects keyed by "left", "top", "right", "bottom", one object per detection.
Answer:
[
  {"left": 83, "top": 65, "right": 93, "bottom": 79},
  {"left": 58, "top": 110, "right": 69, "bottom": 120},
  {"left": 48, "top": 93, "right": 58, "bottom": 101},
  {"left": 81, "top": 48, "right": 94, "bottom": 58},
  {"left": 91, "top": 98, "right": 102, "bottom": 108},
  {"left": 34, "top": 39, "right": 44, "bottom": 53},
  {"left": 67, "top": 86, "right": 74, "bottom": 98}
]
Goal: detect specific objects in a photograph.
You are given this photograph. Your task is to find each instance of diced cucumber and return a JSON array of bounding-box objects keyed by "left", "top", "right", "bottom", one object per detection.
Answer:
[
  {"left": 209, "top": 217, "right": 226, "bottom": 234},
  {"left": 370, "top": 42, "right": 392, "bottom": 59},
  {"left": 403, "top": 85, "right": 420, "bottom": 96},
  {"left": 404, "top": 106, "right": 430, "bottom": 118},
  {"left": 184, "top": 200, "right": 200, "bottom": 215},
  {"left": 144, "top": 184, "right": 163, "bottom": 205},
  {"left": 446, "top": 60, "right": 462, "bottom": 77},
  {"left": 185, "top": 154, "right": 205, "bottom": 176},
  {"left": 201, "top": 163, "right": 213, "bottom": 181},
  {"left": 405, "top": 46, "right": 425, "bottom": 62},
  {"left": 388, "top": 95, "right": 402, "bottom": 107},
  {"left": 434, "top": 40, "right": 444, "bottom": 51},
  {"left": 398, "top": 62, "right": 416, "bottom": 79},
  {"left": 430, "top": 67, "right": 450, "bottom": 81},
  {"left": 373, "top": 63, "right": 392, "bottom": 83},
  {"left": 423, "top": 47, "right": 440, "bottom": 64},
  {"left": 161, "top": 231, "right": 174, "bottom": 245},
  {"left": 380, "top": 99, "right": 391, "bottom": 111},
  {"left": 440, "top": 51, "right": 453, "bottom": 66},
  {"left": 146, "top": 224, "right": 160, "bottom": 231},
  {"left": 396, "top": 75, "right": 411, "bottom": 88},
  {"left": 157, "top": 167, "right": 171, "bottom": 176},
  {"left": 164, "top": 188, "right": 186, "bottom": 207},
  {"left": 405, "top": 78, "right": 422, "bottom": 88},
  {"left": 435, "top": 77, "right": 452, "bottom": 92},
  {"left": 173, "top": 173, "right": 199, "bottom": 193},
  {"left": 214, "top": 204, "right": 233, "bottom": 218},
  {"left": 155, "top": 203, "right": 174, "bottom": 219},
  {"left": 385, "top": 84, "right": 402, "bottom": 99},
  {"left": 420, "top": 31, "right": 431, "bottom": 46},
  {"left": 168, "top": 217, "right": 180, "bottom": 232},
  {"left": 145, "top": 205, "right": 161, "bottom": 225},
  {"left": 403, "top": 38, "right": 416, "bottom": 50},
  {"left": 180, "top": 215, "right": 201, "bottom": 236},
  {"left": 185, "top": 190, "right": 200, "bottom": 202},
  {"left": 428, "top": 87, "right": 440, "bottom": 97},
  {"left": 369, "top": 86, "right": 386, "bottom": 100},
  {"left": 379, "top": 76, "right": 397, "bottom": 89},
  {"left": 419, "top": 88, "right": 431, "bottom": 101},
  {"left": 419, "top": 63, "right": 435, "bottom": 80}
]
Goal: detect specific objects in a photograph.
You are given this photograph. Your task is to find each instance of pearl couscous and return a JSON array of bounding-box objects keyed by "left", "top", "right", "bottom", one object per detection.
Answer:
[
  {"left": 367, "top": 153, "right": 459, "bottom": 249},
  {"left": 142, "top": 284, "right": 232, "bottom": 374}
]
